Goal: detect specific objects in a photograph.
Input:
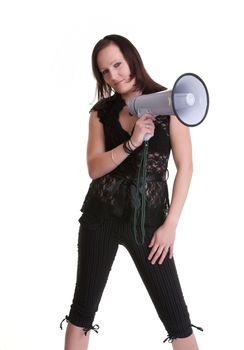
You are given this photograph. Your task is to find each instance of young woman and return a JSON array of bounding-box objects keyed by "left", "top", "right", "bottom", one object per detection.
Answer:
[{"left": 60, "top": 34, "right": 203, "bottom": 350}]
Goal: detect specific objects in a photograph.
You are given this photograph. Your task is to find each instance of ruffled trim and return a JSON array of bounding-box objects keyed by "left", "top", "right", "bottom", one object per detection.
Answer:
[
  {"left": 59, "top": 315, "right": 100, "bottom": 335},
  {"left": 83, "top": 324, "right": 100, "bottom": 335},
  {"left": 163, "top": 324, "right": 203, "bottom": 343},
  {"left": 90, "top": 93, "right": 125, "bottom": 126}
]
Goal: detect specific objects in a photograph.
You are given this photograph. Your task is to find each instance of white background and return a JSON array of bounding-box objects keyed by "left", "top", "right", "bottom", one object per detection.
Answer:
[{"left": 0, "top": 0, "right": 243, "bottom": 349}]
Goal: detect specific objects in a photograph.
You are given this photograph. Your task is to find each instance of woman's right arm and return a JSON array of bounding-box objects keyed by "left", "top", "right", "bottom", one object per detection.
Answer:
[
  {"left": 87, "top": 111, "right": 130, "bottom": 179},
  {"left": 87, "top": 111, "right": 155, "bottom": 179}
]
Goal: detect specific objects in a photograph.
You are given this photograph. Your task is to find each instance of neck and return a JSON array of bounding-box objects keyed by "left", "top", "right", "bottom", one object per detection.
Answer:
[{"left": 121, "top": 89, "right": 142, "bottom": 104}]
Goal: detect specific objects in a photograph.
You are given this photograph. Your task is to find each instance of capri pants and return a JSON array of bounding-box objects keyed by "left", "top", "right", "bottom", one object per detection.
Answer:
[{"left": 60, "top": 214, "right": 203, "bottom": 343}]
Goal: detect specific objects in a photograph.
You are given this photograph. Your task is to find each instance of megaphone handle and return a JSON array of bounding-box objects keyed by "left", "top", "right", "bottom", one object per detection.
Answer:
[
  {"left": 137, "top": 109, "right": 154, "bottom": 142},
  {"left": 144, "top": 133, "right": 152, "bottom": 141}
]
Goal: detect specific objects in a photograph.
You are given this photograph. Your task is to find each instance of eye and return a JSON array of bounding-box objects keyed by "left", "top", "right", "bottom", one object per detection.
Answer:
[
  {"left": 101, "top": 69, "right": 108, "bottom": 76},
  {"left": 114, "top": 62, "right": 121, "bottom": 68}
]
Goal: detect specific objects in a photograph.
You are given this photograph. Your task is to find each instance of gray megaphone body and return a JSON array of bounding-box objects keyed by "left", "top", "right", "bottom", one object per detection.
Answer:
[{"left": 127, "top": 73, "right": 209, "bottom": 140}]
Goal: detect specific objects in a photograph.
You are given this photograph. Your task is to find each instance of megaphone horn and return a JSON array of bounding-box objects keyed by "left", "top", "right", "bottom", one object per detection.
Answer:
[{"left": 127, "top": 73, "right": 209, "bottom": 127}]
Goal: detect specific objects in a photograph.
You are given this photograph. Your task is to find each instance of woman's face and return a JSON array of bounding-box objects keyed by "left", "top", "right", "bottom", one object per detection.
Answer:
[{"left": 97, "top": 43, "right": 137, "bottom": 98}]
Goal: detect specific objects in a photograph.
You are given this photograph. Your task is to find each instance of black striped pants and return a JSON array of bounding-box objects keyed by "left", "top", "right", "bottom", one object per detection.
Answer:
[{"left": 60, "top": 215, "right": 203, "bottom": 343}]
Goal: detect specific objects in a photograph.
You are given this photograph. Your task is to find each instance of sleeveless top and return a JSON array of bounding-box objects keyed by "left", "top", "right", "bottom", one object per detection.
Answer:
[{"left": 78, "top": 93, "right": 172, "bottom": 244}]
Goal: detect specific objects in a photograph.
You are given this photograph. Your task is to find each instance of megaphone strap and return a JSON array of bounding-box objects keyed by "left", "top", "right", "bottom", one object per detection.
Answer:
[
  {"left": 132, "top": 143, "right": 170, "bottom": 245},
  {"left": 133, "top": 141, "right": 149, "bottom": 245}
]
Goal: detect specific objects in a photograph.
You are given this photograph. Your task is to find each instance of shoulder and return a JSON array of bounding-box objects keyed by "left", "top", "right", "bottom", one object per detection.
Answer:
[
  {"left": 169, "top": 115, "right": 188, "bottom": 131},
  {"left": 90, "top": 93, "right": 125, "bottom": 125},
  {"left": 169, "top": 115, "right": 192, "bottom": 153},
  {"left": 89, "top": 94, "right": 120, "bottom": 113}
]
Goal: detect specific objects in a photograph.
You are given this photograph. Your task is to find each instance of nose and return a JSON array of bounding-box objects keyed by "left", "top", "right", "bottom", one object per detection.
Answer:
[{"left": 109, "top": 68, "right": 118, "bottom": 82}]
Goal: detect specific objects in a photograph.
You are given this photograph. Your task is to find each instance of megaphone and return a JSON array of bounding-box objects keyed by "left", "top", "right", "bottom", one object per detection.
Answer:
[{"left": 127, "top": 73, "right": 209, "bottom": 128}]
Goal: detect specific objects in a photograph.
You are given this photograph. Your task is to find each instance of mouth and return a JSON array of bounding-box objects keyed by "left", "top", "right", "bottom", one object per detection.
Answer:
[{"left": 114, "top": 80, "right": 124, "bottom": 86}]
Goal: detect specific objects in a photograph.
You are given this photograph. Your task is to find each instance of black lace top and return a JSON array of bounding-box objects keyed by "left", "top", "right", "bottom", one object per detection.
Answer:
[{"left": 79, "top": 93, "right": 172, "bottom": 243}]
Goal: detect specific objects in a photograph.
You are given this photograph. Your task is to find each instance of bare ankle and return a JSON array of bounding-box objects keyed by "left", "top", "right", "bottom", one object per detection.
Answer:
[
  {"left": 64, "top": 322, "right": 90, "bottom": 350},
  {"left": 172, "top": 333, "right": 199, "bottom": 350}
]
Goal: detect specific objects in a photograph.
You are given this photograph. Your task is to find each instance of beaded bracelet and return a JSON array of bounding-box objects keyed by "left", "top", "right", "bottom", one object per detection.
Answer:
[
  {"left": 123, "top": 141, "right": 133, "bottom": 155},
  {"left": 129, "top": 138, "right": 137, "bottom": 149},
  {"left": 123, "top": 139, "right": 138, "bottom": 154}
]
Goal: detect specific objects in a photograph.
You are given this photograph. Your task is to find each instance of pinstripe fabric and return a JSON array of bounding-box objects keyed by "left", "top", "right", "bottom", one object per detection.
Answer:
[
  {"left": 59, "top": 94, "right": 205, "bottom": 342},
  {"left": 62, "top": 216, "right": 197, "bottom": 341}
]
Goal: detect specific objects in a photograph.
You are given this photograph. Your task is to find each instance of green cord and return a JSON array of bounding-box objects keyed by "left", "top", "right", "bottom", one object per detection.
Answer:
[{"left": 133, "top": 141, "right": 149, "bottom": 245}]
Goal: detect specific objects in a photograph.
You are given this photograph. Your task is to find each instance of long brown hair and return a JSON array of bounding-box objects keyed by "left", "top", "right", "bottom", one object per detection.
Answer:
[{"left": 91, "top": 34, "right": 167, "bottom": 100}]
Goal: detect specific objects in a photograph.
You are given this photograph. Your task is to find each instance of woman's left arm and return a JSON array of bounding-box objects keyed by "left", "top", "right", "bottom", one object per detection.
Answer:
[
  {"left": 165, "top": 115, "right": 193, "bottom": 227},
  {"left": 148, "top": 115, "right": 193, "bottom": 264}
]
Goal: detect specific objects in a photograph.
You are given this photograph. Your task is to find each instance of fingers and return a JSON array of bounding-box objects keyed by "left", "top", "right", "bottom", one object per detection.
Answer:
[
  {"left": 139, "top": 114, "right": 156, "bottom": 121},
  {"left": 132, "top": 115, "right": 156, "bottom": 145},
  {"left": 148, "top": 244, "right": 174, "bottom": 265},
  {"left": 138, "top": 114, "right": 156, "bottom": 130},
  {"left": 140, "top": 117, "right": 155, "bottom": 135},
  {"left": 158, "top": 247, "right": 170, "bottom": 264},
  {"left": 148, "top": 236, "right": 155, "bottom": 247},
  {"left": 137, "top": 116, "right": 155, "bottom": 126},
  {"left": 169, "top": 244, "right": 174, "bottom": 259},
  {"left": 147, "top": 244, "right": 159, "bottom": 261},
  {"left": 149, "top": 245, "right": 164, "bottom": 264}
]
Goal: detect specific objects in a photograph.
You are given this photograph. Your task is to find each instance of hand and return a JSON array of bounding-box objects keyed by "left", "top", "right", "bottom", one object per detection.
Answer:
[
  {"left": 148, "top": 221, "right": 176, "bottom": 265},
  {"left": 130, "top": 114, "right": 156, "bottom": 147}
]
